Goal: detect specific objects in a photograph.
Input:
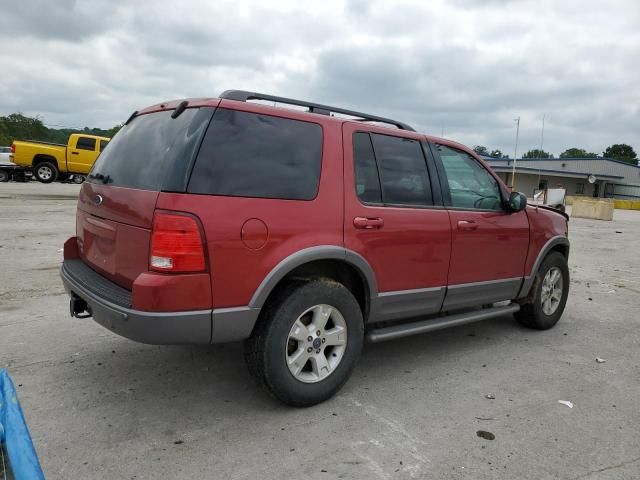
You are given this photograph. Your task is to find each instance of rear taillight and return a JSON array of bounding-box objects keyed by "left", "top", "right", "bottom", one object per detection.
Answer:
[{"left": 150, "top": 212, "right": 206, "bottom": 273}]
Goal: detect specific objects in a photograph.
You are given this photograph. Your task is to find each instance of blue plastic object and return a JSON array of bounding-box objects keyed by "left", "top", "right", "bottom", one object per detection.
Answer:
[{"left": 0, "top": 369, "right": 45, "bottom": 479}]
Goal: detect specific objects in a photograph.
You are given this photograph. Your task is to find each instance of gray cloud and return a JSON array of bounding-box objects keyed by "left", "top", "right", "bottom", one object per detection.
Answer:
[{"left": 1, "top": 0, "right": 638, "bottom": 156}]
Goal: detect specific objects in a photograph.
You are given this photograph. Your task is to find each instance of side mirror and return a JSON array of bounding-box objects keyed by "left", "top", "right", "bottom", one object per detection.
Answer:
[{"left": 508, "top": 191, "right": 527, "bottom": 212}]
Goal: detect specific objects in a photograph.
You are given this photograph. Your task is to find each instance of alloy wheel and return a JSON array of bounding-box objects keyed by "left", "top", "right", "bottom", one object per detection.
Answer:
[
  {"left": 286, "top": 304, "right": 348, "bottom": 383},
  {"left": 541, "top": 267, "right": 563, "bottom": 315}
]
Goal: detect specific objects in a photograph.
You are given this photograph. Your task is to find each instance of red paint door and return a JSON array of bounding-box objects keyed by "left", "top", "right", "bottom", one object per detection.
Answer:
[
  {"left": 447, "top": 209, "right": 529, "bottom": 284},
  {"left": 433, "top": 143, "right": 529, "bottom": 285},
  {"left": 342, "top": 124, "right": 451, "bottom": 297}
]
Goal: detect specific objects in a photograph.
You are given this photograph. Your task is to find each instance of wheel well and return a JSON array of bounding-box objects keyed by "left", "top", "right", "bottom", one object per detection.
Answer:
[
  {"left": 262, "top": 259, "right": 370, "bottom": 322},
  {"left": 548, "top": 243, "right": 569, "bottom": 260},
  {"left": 32, "top": 155, "right": 58, "bottom": 167}
]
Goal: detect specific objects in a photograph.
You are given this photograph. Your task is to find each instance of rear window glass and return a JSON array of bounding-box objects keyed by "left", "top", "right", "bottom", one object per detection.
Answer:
[
  {"left": 188, "top": 108, "right": 322, "bottom": 200},
  {"left": 89, "top": 108, "right": 211, "bottom": 191}
]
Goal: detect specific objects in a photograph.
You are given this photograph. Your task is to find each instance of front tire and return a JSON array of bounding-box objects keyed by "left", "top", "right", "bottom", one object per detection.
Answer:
[
  {"left": 245, "top": 279, "right": 364, "bottom": 407},
  {"left": 516, "top": 251, "right": 569, "bottom": 330},
  {"left": 34, "top": 162, "right": 58, "bottom": 183},
  {"left": 0, "top": 170, "right": 9, "bottom": 182}
]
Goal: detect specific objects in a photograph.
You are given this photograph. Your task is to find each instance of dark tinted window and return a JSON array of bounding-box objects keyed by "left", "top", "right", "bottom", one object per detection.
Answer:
[
  {"left": 99, "top": 140, "right": 109, "bottom": 151},
  {"left": 353, "top": 132, "right": 382, "bottom": 203},
  {"left": 89, "top": 108, "right": 211, "bottom": 191},
  {"left": 437, "top": 145, "right": 502, "bottom": 210},
  {"left": 76, "top": 137, "right": 96, "bottom": 151},
  {"left": 371, "top": 133, "right": 432, "bottom": 206},
  {"left": 188, "top": 108, "right": 322, "bottom": 200}
]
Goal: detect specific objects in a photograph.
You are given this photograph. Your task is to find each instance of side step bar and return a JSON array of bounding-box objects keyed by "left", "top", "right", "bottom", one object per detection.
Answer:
[{"left": 366, "top": 303, "right": 520, "bottom": 343}]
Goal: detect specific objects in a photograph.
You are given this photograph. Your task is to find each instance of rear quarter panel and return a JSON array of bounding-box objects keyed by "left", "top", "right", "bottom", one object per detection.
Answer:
[
  {"left": 12, "top": 141, "right": 66, "bottom": 169},
  {"left": 155, "top": 116, "right": 344, "bottom": 309}
]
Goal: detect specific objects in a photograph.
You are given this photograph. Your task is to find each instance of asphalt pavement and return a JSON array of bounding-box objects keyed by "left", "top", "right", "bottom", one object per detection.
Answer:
[{"left": 1, "top": 182, "right": 639, "bottom": 479}]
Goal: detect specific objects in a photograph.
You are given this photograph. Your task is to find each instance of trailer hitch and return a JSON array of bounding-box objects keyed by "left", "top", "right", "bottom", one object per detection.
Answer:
[{"left": 69, "top": 294, "right": 92, "bottom": 319}]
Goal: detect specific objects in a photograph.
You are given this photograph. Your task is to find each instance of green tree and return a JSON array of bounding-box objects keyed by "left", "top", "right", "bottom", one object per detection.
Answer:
[
  {"left": 523, "top": 149, "right": 552, "bottom": 159},
  {"left": 603, "top": 144, "right": 637, "bottom": 165},
  {"left": 490, "top": 149, "right": 505, "bottom": 158},
  {"left": 473, "top": 145, "right": 489, "bottom": 155},
  {"left": 0, "top": 113, "right": 49, "bottom": 144},
  {"left": 560, "top": 148, "right": 598, "bottom": 158},
  {"left": 0, "top": 112, "right": 120, "bottom": 146},
  {"left": 106, "top": 123, "right": 123, "bottom": 137}
]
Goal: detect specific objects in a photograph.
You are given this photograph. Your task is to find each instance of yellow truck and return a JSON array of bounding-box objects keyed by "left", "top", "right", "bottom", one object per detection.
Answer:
[{"left": 12, "top": 133, "right": 110, "bottom": 183}]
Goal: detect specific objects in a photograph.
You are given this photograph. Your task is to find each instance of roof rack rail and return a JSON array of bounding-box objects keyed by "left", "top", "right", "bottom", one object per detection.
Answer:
[{"left": 219, "top": 90, "right": 415, "bottom": 131}]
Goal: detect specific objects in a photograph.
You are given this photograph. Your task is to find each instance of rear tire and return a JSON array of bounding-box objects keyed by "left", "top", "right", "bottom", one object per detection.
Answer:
[
  {"left": 72, "top": 175, "right": 85, "bottom": 184},
  {"left": 245, "top": 279, "right": 364, "bottom": 407},
  {"left": 515, "top": 251, "right": 569, "bottom": 330},
  {"left": 0, "top": 170, "right": 8, "bottom": 182},
  {"left": 34, "top": 162, "right": 58, "bottom": 183}
]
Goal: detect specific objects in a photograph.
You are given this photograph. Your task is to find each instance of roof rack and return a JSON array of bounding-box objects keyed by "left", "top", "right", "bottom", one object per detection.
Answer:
[{"left": 219, "top": 90, "right": 415, "bottom": 131}]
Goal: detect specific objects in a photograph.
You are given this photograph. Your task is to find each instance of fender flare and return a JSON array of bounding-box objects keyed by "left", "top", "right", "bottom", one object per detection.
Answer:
[
  {"left": 248, "top": 245, "right": 378, "bottom": 309},
  {"left": 517, "top": 235, "right": 570, "bottom": 298}
]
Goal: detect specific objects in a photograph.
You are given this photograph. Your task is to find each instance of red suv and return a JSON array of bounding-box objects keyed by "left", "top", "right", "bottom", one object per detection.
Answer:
[{"left": 61, "top": 91, "right": 570, "bottom": 406}]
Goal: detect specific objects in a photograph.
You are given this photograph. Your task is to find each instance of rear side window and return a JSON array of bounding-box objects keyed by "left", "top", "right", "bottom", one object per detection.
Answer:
[
  {"left": 353, "top": 132, "right": 433, "bottom": 206},
  {"left": 89, "top": 108, "right": 212, "bottom": 191},
  {"left": 99, "top": 140, "right": 109, "bottom": 151},
  {"left": 76, "top": 137, "right": 96, "bottom": 151},
  {"left": 188, "top": 108, "right": 322, "bottom": 200},
  {"left": 353, "top": 132, "right": 382, "bottom": 203}
]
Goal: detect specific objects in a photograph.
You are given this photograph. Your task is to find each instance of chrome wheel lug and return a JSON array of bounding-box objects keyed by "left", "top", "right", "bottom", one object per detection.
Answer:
[
  {"left": 307, "top": 336, "right": 313, "bottom": 342},
  {"left": 316, "top": 330, "right": 321, "bottom": 336},
  {"left": 307, "top": 347, "right": 313, "bottom": 353},
  {"left": 316, "top": 349, "right": 321, "bottom": 354},
  {"left": 322, "top": 338, "right": 326, "bottom": 343}
]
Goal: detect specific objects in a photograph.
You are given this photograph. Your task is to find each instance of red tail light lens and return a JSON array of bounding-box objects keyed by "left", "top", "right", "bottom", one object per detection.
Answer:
[{"left": 150, "top": 212, "right": 206, "bottom": 272}]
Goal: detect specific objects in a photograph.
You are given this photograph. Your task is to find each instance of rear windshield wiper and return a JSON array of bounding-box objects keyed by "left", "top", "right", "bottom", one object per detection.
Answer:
[{"left": 88, "top": 172, "right": 110, "bottom": 184}]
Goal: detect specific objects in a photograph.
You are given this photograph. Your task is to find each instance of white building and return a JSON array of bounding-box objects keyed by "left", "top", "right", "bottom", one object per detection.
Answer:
[{"left": 484, "top": 157, "right": 640, "bottom": 200}]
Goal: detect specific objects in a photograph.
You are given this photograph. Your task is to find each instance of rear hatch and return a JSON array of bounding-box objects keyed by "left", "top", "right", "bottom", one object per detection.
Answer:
[{"left": 77, "top": 104, "right": 215, "bottom": 289}]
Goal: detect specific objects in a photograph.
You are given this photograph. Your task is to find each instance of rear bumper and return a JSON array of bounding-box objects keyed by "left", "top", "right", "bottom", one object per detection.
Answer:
[{"left": 60, "top": 259, "right": 212, "bottom": 344}]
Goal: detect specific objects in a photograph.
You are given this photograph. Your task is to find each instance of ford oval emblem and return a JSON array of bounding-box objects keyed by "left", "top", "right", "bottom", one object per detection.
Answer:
[{"left": 94, "top": 194, "right": 103, "bottom": 206}]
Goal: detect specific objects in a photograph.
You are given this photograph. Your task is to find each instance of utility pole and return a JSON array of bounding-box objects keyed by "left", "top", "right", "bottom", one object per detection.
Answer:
[
  {"left": 511, "top": 116, "right": 520, "bottom": 189},
  {"left": 537, "top": 114, "right": 545, "bottom": 192}
]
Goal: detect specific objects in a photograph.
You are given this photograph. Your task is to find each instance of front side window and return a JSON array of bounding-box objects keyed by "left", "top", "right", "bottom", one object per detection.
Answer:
[
  {"left": 189, "top": 109, "right": 322, "bottom": 200},
  {"left": 76, "top": 137, "right": 96, "bottom": 151},
  {"left": 437, "top": 145, "right": 502, "bottom": 210},
  {"left": 353, "top": 132, "right": 433, "bottom": 207}
]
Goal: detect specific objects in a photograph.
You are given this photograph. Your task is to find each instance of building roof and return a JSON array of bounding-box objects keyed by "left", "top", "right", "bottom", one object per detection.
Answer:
[
  {"left": 483, "top": 156, "right": 640, "bottom": 186},
  {"left": 489, "top": 165, "right": 623, "bottom": 180}
]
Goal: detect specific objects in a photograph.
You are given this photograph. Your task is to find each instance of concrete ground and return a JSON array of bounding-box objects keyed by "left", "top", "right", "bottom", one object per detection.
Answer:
[{"left": 1, "top": 182, "right": 639, "bottom": 479}]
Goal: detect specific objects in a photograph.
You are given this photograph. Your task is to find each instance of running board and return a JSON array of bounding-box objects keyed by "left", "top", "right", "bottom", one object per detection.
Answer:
[{"left": 366, "top": 303, "right": 520, "bottom": 343}]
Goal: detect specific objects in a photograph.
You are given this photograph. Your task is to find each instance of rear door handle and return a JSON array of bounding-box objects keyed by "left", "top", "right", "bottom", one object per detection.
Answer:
[
  {"left": 457, "top": 220, "right": 478, "bottom": 231},
  {"left": 71, "top": 151, "right": 79, "bottom": 155},
  {"left": 353, "top": 217, "right": 384, "bottom": 229}
]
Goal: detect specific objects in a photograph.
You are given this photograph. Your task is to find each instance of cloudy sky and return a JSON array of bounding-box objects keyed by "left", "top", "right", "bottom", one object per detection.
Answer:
[{"left": 1, "top": 0, "right": 638, "bottom": 156}]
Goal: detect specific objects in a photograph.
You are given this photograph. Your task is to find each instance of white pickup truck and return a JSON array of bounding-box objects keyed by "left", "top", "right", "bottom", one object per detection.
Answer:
[{"left": 0, "top": 146, "right": 30, "bottom": 182}]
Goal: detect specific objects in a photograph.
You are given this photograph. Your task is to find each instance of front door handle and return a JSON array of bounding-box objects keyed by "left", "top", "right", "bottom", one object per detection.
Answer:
[
  {"left": 457, "top": 220, "right": 478, "bottom": 231},
  {"left": 353, "top": 217, "right": 384, "bottom": 229},
  {"left": 71, "top": 151, "right": 79, "bottom": 155}
]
